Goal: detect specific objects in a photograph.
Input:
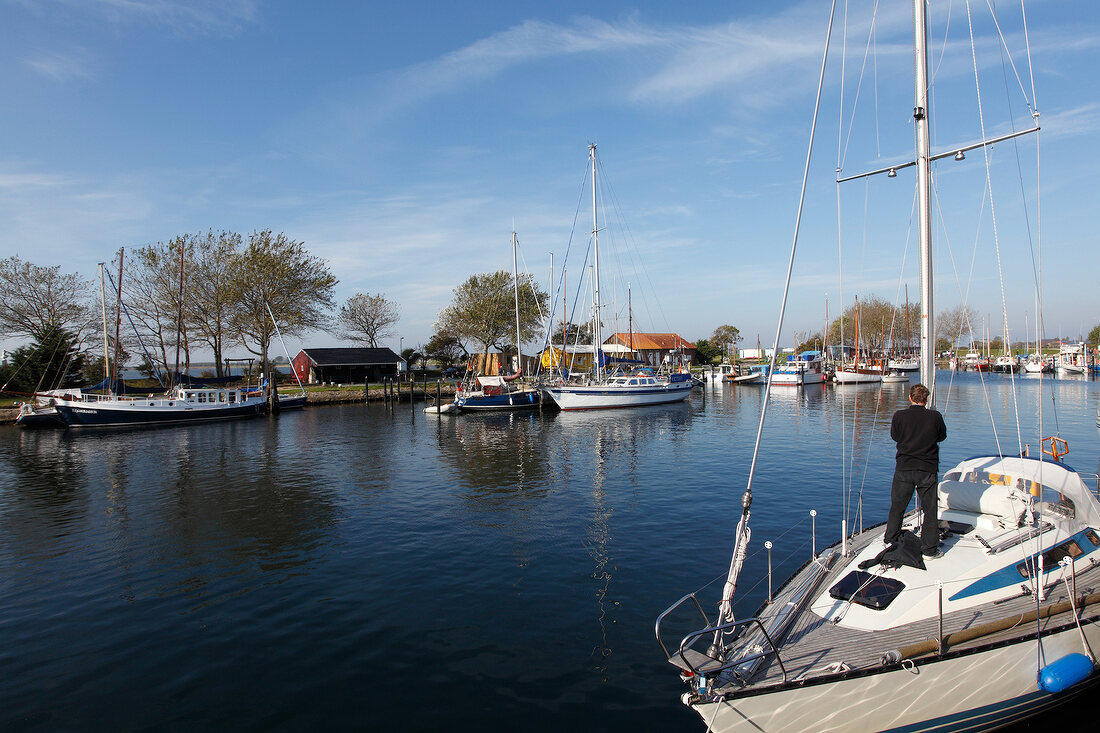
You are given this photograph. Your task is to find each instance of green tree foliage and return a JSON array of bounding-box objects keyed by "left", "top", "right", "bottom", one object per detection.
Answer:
[
  {"left": 435, "top": 270, "right": 548, "bottom": 358},
  {"left": 0, "top": 256, "right": 93, "bottom": 342},
  {"left": 550, "top": 320, "right": 597, "bottom": 347},
  {"left": 228, "top": 230, "right": 338, "bottom": 375},
  {"left": 1088, "top": 323, "right": 1100, "bottom": 347},
  {"left": 794, "top": 332, "right": 825, "bottom": 354},
  {"left": 692, "top": 338, "right": 721, "bottom": 365},
  {"left": 0, "top": 325, "right": 86, "bottom": 394},
  {"left": 710, "top": 325, "right": 742, "bottom": 359},
  {"left": 424, "top": 331, "right": 467, "bottom": 368},
  {"left": 335, "top": 292, "right": 400, "bottom": 348}
]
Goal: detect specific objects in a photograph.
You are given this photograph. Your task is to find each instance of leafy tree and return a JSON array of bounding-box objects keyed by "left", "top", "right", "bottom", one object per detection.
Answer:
[
  {"left": 400, "top": 347, "right": 423, "bottom": 371},
  {"left": 424, "top": 331, "right": 467, "bottom": 368},
  {"left": 710, "top": 325, "right": 742, "bottom": 360},
  {"left": 435, "top": 270, "right": 548, "bottom": 360},
  {"left": 794, "top": 332, "right": 825, "bottom": 354},
  {"left": 228, "top": 230, "right": 338, "bottom": 377},
  {"left": 693, "top": 338, "right": 721, "bottom": 365},
  {"left": 0, "top": 256, "right": 93, "bottom": 342},
  {"left": 1088, "top": 323, "right": 1100, "bottom": 347},
  {"left": 0, "top": 325, "right": 86, "bottom": 394},
  {"left": 335, "top": 292, "right": 400, "bottom": 347},
  {"left": 550, "top": 319, "right": 597, "bottom": 347}
]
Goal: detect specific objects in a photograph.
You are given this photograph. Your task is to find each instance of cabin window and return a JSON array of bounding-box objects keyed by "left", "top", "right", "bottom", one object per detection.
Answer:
[
  {"left": 218, "top": 393, "right": 226, "bottom": 403},
  {"left": 628, "top": 379, "right": 638, "bottom": 385},
  {"left": 228, "top": 392, "right": 236, "bottom": 403},
  {"left": 1016, "top": 539, "right": 1086, "bottom": 578}
]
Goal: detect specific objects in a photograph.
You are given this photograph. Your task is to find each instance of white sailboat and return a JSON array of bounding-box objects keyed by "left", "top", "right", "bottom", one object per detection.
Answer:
[
  {"left": 656, "top": 2, "right": 1098, "bottom": 730},
  {"left": 542, "top": 145, "right": 693, "bottom": 411}
]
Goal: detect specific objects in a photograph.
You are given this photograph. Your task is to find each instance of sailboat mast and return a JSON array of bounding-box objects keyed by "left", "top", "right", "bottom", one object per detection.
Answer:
[
  {"left": 98, "top": 263, "right": 110, "bottom": 395},
  {"left": 512, "top": 229, "right": 522, "bottom": 374},
  {"left": 913, "top": 0, "right": 936, "bottom": 400},
  {"left": 590, "top": 143, "right": 603, "bottom": 381}
]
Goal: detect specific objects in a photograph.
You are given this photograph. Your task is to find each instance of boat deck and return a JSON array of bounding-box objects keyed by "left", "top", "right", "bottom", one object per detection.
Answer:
[{"left": 699, "top": 516, "right": 1100, "bottom": 693}]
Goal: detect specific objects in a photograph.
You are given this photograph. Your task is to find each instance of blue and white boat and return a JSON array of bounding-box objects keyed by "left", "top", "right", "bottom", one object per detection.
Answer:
[
  {"left": 455, "top": 374, "right": 542, "bottom": 411},
  {"left": 770, "top": 350, "right": 826, "bottom": 386},
  {"left": 453, "top": 229, "right": 545, "bottom": 413},
  {"left": 656, "top": 2, "right": 1099, "bottom": 730}
]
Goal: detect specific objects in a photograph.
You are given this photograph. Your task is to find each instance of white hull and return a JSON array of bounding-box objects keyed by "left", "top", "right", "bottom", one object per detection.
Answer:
[
  {"left": 833, "top": 369, "right": 881, "bottom": 384},
  {"left": 543, "top": 381, "right": 692, "bottom": 410},
  {"left": 693, "top": 623, "right": 1099, "bottom": 732},
  {"left": 1057, "top": 365, "right": 1086, "bottom": 375},
  {"left": 770, "top": 371, "right": 826, "bottom": 386}
]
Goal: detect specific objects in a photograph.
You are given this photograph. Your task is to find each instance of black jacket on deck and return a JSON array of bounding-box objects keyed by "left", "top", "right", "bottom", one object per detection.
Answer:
[{"left": 890, "top": 404, "right": 947, "bottom": 473}]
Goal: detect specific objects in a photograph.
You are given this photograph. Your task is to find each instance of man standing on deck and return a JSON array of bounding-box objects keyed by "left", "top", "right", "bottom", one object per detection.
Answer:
[{"left": 885, "top": 383, "right": 947, "bottom": 559}]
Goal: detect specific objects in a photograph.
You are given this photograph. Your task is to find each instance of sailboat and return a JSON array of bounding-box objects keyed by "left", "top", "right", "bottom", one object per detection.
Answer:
[
  {"left": 834, "top": 296, "right": 883, "bottom": 384},
  {"left": 656, "top": 2, "right": 1098, "bottom": 730},
  {"left": 51, "top": 261, "right": 268, "bottom": 427},
  {"left": 541, "top": 145, "right": 693, "bottom": 411},
  {"left": 454, "top": 230, "right": 543, "bottom": 412}
]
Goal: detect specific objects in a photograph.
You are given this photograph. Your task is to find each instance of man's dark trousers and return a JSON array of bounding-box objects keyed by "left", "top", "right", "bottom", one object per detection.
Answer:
[{"left": 885, "top": 469, "right": 939, "bottom": 555}]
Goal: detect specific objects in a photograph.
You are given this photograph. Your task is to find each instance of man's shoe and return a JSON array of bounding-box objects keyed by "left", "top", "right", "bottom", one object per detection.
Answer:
[{"left": 923, "top": 550, "right": 944, "bottom": 560}]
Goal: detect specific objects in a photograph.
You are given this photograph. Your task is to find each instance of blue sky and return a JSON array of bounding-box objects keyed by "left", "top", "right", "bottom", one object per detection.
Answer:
[{"left": 2, "top": 0, "right": 1098, "bottom": 358}]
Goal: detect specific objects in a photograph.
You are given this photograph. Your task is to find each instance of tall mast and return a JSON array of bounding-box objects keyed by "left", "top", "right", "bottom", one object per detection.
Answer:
[
  {"left": 913, "top": 0, "right": 935, "bottom": 400},
  {"left": 113, "top": 248, "right": 124, "bottom": 388},
  {"left": 512, "top": 229, "right": 522, "bottom": 374},
  {"left": 589, "top": 143, "right": 602, "bottom": 381},
  {"left": 98, "top": 263, "right": 110, "bottom": 395}
]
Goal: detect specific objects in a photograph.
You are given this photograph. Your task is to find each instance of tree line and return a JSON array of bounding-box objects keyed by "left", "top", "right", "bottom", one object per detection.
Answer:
[{"left": 0, "top": 232, "right": 403, "bottom": 393}]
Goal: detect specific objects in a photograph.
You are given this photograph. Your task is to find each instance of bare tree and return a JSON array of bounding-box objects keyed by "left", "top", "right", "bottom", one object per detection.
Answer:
[
  {"left": 123, "top": 238, "right": 193, "bottom": 380},
  {"left": 937, "top": 304, "right": 980, "bottom": 348},
  {"left": 0, "top": 256, "right": 94, "bottom": 342},
  {"left": 335, "top": 292, "right": 399, "bottom": 347},
  {"left": 189, "top": 231, "right": 242, "bottom": 376}
]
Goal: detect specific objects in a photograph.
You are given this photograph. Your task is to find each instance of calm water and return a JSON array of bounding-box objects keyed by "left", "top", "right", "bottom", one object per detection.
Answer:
[{"left": 1, "top": 371, "right": 1098, "bottom": 732}]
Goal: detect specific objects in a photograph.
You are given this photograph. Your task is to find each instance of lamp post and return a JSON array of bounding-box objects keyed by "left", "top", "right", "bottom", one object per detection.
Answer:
[{"left": 399, "top": 338, "right": 404, "bottom": 382}]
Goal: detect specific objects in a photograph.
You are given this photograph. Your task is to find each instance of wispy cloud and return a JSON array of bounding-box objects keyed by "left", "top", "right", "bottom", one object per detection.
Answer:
[
  {"left": 49, "top": 0, "right": 260, "bottom": 36},
  {"left": 23, "top": 49, "right": 94, "bottom": 82}
]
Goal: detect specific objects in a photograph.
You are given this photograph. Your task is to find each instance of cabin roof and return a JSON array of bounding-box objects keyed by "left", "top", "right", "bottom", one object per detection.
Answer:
[
  {"left": 297, "top": 347, "right": 401, "bottom": 366},
  {"left": 605, "top": 333, "right": 695, "bottom": 350}
]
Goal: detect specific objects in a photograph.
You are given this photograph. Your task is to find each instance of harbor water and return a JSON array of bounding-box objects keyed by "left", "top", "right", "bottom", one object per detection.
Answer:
[{"left": 2, "top": 371, "right": 1098, "bottom": 731}]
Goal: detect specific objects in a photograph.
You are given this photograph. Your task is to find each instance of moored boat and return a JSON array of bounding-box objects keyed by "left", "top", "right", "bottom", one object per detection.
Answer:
[
  {"left": 656, "top": 1, "right": 1095, "bottom": 729},
  {"left": 771, "top": 350, "right": 826, "bottom": 386},
  {"left": 52, "top": 385, "right": 267, "bottom": 427}
]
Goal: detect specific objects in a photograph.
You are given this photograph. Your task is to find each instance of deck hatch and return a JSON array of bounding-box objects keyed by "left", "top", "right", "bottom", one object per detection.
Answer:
[{"left": 828, "top": 571, "right": 905, "bottom": 610}]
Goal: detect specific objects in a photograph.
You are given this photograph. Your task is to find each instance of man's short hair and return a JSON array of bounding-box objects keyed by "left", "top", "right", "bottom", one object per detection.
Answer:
[{"left": 909, "top": 383, "right": 930, "bottom": 405}]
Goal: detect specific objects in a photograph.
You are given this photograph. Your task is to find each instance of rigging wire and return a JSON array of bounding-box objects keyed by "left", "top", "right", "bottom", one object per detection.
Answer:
[
  {"left": 966, "top": 1, "right": 1024, "bottom": 458},
  {"left": 744, "top": 0, "right": 838, "bottom": 500}
]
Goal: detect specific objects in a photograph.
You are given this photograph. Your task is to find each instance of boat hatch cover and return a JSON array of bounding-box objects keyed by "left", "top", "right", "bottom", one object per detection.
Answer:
[{"left": 829, "top": 571, "right": 906, "bottom": 610}]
